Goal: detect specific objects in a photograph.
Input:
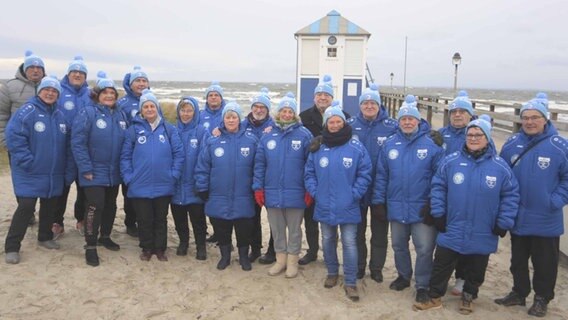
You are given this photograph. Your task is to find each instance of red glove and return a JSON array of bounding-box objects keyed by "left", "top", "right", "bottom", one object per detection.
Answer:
[
  {"left": 304, "top": 192, "right": 314, "bottom": 207},
  {"left": 254, "top": 189, "right": 265, "bottom": 207}
]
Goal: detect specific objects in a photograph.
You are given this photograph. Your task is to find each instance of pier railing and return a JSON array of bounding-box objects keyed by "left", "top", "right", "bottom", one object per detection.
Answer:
[{"left": 380, "top": 91, "right": 568, "bottom": 133}]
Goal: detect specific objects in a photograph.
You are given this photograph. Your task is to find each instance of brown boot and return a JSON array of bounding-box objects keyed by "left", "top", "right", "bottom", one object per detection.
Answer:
[
  {"left": 324, "top": 275, "right": 339, "bottom": 288},
  {"left": 344, "top": 286, "right": 359, "bottom": 302},
  {"left": 268, "top": 252, "right": 287, "bottom": 276},
  {"left": 458, "top": 292, "right": 474, "bottom": 315},
  {"left": 285, "top": 254, "right": 299, "bottom": 278},
  {"left": 412, "top": 297, "right": 442, "bottom": 311}
]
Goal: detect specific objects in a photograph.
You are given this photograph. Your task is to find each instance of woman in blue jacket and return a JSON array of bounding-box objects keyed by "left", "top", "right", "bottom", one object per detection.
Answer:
[
  {"left": 413, "top": 119, "right": 519, "bottom": 315},
  {"left": 5, "top": 76, "right": 72, "bottom": 264},
  {"left": 120, "top": 89, "right": 183, "bottom": 262},
  {"left": 170, "top": 96, "right": 208, "bottom": 260},
  {"left": 304, "top": 104, "right": 372, "bottom": 302},
  {"left": 253, "top": 93, "right": 313, "bottom": 278},
  {"left": 195, "top": 102, "right": 259, "bottom": 271},
  {"left": 71, "top": 72, "right": 127, "bottom": 266}
]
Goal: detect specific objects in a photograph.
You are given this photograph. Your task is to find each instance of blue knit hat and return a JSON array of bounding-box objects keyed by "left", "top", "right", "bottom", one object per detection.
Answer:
[
  {"left": 95, "top": 71, "right": 116, "bottom": 93},
  {"left": 251, "top": 87, "right": 271, "bottom": 110},
  {"left": 139, "top": 89, "right": 159, "bottom": 111},
  {"left": 323, "top": 101, "right": 346, "bottom": 125},
  {"left": 129, "top": 65, "right": 149, "bottom": 86},
  {"left": 37, "top": 75, "right": 61, "bottom": 95},
  {"left": 314, "top": 75, "right": 334, "bottom": 97},
  {"left": 535, "top": 92, "right": 549, "bottom": 109},
  {"left": 359, "top": 83, "right": 381, "bottom": 105},
  {"left": 222, "top": 101, "right": 243, "bottom": 120},
  {"left": 467, "top": 118, "right": 492, "bottom": 141},
  {"left": 206, "top": 81, "right": 224, "bottom": 98},
  {"left": 67, "top": 56, "right": 88, "bottom": 75},
  {"left": 23, "top": 50, "right": 44, "bottom": 71},
  {"left": 479, "top": 114, "right": 493, "bottom": 123},
  {"left": 398, "top": 105, "right": 421, "bottom": 121},
  {"left": 277, "top": 92, "right": 298, "bottom": 113},
  {"left": 520, "top": 99, "right": 548, "bottom": 120},
  {"left": 402, "top": 95, "right": 418, "bottom": 109},
  {"left": 449, "top": 90, "right": 474, "bottom": 116}
]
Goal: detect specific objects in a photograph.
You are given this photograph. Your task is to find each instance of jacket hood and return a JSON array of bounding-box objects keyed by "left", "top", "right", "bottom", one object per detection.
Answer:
[{"left": 176, "top": 96, "right": 201, "bottom": 131}]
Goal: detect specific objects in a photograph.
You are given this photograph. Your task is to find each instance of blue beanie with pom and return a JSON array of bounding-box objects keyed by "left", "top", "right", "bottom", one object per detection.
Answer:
[
  {"left": 139, "top": 89, "right": 159, "bottom": 111},
  {"left": 277, "top": 92, "right": 298, "bottom": 113},
  {"left": 521, "top": 99, "right": 548, "bottom": 120},
  {"left": 222, "top": 101, "right": 243, "bottom": 120},
  {"left": 449, "top": 90, "right": 474, "bottom": 116},
  {"left": 251, "top": 87, "right": 271, "bottom": 110},
  {"left": 323, "top": 101, "right": 346, "bottom": 125},
  {"left": 129, "top": 65, "right": 149, "bottom": 86},
  {"left": 314, "top": 75, "right": 334, "bottom": 97},
  {"left": 206, "top": 81, "right": 224, "bottom": 98},
  {"left": 67, "top": 56, "right": 88, "bottom": 75},
  {"left": 359, "top": 83, "right": 381, "bottom": 105},
  {"left": 37, "top": 75, "right": 61, "bottom": 96},
  {"left": 23, "top": 50, "right": 44, "bottom": 71},
  {"left": 467, "top": 118, "right": 492, "bottom": 141},
  {"left": 95, "top": 71, "right": 116, "bottom": 93}
]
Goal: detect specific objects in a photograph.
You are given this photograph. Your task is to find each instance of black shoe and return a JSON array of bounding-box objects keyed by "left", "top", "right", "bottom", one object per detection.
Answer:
[
  {"left": 85, "top": 249, "right": 99, "bottom": 267},
  {"left": 494, "top": 291, "right": 526, "bottom": 306},
  {"left": 248, "top": 248, "right": 261, "bottom": 263},
  {"left": 176, "top": 242, "right": 189, "bottom": 256},
  {"left": 357, "top": 269, "right": 365, "bottom": 279},
  {"left": 126, "top": 225, "right": 138, "bottom": 238},
  {"left": 196, "top": 245, "right": 207, "bottom": 261},
  {"left": 389, "top": 276, "right": 410, "bottom": 291},
  {"left": 98, "top": 237, "right": 120, "bottom": 251},
  {"left": 298, "top": 252, "right": 317, "bottom": 265},
  {"left": 238, "top": 247, "right": 252, "bottom": 271},
  {"left": 370, "top": 270, "right": 384, "bottom": 283},
  {"left": 206, "top": 233, "right": 218, "bottom": 243},
  {"left": 217, "top": 245, "right": 231, "bottom": 270},
  {"left": 258, "top": 252, "right": 276, "bottom": 264},
  {"left": 528, "top": 296, "right": 548, "bottom": 317},
  {"left": 415, "top": 288, "right": 430, "bottom": 303}
]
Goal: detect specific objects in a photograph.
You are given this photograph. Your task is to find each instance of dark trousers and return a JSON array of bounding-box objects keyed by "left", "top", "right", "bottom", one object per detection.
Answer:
[
  {"left": 5, "top": 197, "right": 57, "bottom": 252},
  {"left": 210, "top": 217, "right": 253, "bottom": 248},
  {"left": 357, "top": 205, "right": 389, "bottom": 272},
  {"left": 510, "top": 234, "right": 559, "bottom": 301},
  {"left": 170, "top": 203, "right": 207, "bottom": 246},
  {"left": 303, "top": 202, "right": 319, "bottom": 255},
  {"left": 121, "top": 184, "right": 137, "bottom": 228},
  {"left": 250, "top": 202, "right": 263, "bottom": 251},
  {"left": 429, "top": 246, "right": 489, "bottom": 299},
  {"left": 53, "top": 183, "right": 86, "bottom": 226},
  {"left": 131, "top": 196, "right": 170, "bottom": 251},
  {"left": 454, "top": 255, "right": 466, "bottom": 279},
  {"left": 83, "top": 186, "right": 119, "bottom": 247}
]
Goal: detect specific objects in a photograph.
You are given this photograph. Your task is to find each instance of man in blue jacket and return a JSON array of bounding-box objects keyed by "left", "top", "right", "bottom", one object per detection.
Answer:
[
  {"left": 347, "top": 84, "right": 397, "bottom": 283},
  {"left": 495, "top": 98, "right": 568, "bottom": 317},
  {"left": 199, "top": 81, "right": 226, "bottom": 134}
]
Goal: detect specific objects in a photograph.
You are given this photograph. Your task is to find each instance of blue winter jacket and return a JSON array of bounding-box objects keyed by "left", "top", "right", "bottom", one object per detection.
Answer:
[
  {"left": 373, "top": 120, "right": 445, "bottom": 224},
  {"left": 57, "top": 75, "right": 91, "bottom": 126},
  {"left": 171, "top": 97, "right": 207, "bottom": 205},
  {"left": 431, "top": 144, "right": 520, "bottom": 255},
  {"left": 347, "top": 106, "right": 398, "bottom": 205},
  {"left": 117, "top": 73, "right": 142, "bottom": 123},
  {"left": 6, "top": 96, "right": 72, "bottom": 198},
  {"left": 71, "top": 103, "right": 128, "bottom": 187},
  {"left": 242, "top": 114, "right": 275, "bottom": 139},
  {"left": 438, "top": 125, "right": 467, "bottom": 155},
  {"left": 199, "top": 100, "right": 226, "bottom": 134},
  {"left": 120, "top": 115, "right": 184, "bottom": 198},
  {"left": 253, "top": 122, "right": 313, "bottom": 209},
  {"left": 195, "top": 124, "right": 259, "bottom": 219},
  {"left": 500, "top": 122, "right": 568, "bottom": 237},
  {"left": 305, "top": 137, "right": 372, "bottom": 226}
]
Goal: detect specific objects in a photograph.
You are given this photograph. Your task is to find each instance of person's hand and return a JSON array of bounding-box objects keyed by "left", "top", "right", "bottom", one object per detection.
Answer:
[
  {"left": 371, "top": 204, "right": 387, "bottom": 222},
  {"left": 84, "top": 173, "right": 93, "bottom": 181},
  {"left": 254, "top": 189, "right": 265, "bottom": 207},
  {"left": 212, "top": 127, "right": 221, "bottom": 137},
  {"left": 492, "top": 225, "right": 507, "bottom": 238},
  {"left": 419, "top": 201, "right": 434, "bottom": 226},
  {"left": 304, "top": 192, "right": 314, "bottom": 207},
  {"left": 430, "top": 130, "right": 444, "bottom": 147},
  {"left": 263, "top": 126, "right": 273, "bottom": 134},
  {"left": 433, "top": 216, "right": 446, "bottom": 233},
  {"left": 309, "top": 136, "right": 323, "bottom": 153},
  {"left": 198, "top": 190, "right": 209, "bottom": 202}
]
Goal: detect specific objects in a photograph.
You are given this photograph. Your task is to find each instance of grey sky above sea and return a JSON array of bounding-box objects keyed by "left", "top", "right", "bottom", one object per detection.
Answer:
[{"left": 1, "top": 0, "right": 566, "bottom": 92}]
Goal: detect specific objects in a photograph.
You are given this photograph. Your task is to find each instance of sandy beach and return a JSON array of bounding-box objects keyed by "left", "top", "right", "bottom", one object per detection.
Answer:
[{"left": 1, "top": 115, "right": 567, "bottom": 320}]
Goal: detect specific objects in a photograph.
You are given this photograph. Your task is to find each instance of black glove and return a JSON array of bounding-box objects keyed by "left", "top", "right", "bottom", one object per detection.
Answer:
[
  {"left": 197, "top": 190, "right": 209, "bottom": 202},
  {"left": 433, "top": 216, "right": 446, "bottom": 233},
  {"left": 309, "top": 136, "right": 323, "bottom": 153},
  {"left": 430, "top": 130, "right": 444, "bottom": 147},
  {"left": 420, "top": 200, "right": 434, "bottom": 226},
  {"left": 371, "top": 204, "right": 387, "bottom": 222},
  {"left": 492, "top": 225, "right": 507, "bottom": 238}
]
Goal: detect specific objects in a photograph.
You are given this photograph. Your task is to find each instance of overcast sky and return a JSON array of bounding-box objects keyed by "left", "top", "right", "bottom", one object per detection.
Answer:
[{"left": 1, "top": 0, "right": 566, "bottom": 91}]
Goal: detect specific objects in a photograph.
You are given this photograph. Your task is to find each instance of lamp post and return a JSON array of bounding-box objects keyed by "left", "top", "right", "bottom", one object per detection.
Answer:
[
  {"left": 390, "top": 72, "right": 394, "bottom": 89},
  {"left": 452, "top": 52, "right": 461, "bottom": 94}
]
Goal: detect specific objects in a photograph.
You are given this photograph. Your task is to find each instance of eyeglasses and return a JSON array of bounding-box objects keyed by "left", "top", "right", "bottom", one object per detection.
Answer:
[
  {"left": 521, "top": 115, "right": 544, "bottom": 122},
  {"left": 466, "top": 133, "right": 485, "bottom": 140}
]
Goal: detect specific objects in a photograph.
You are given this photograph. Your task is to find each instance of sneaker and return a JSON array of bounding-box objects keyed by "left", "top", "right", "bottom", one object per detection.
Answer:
[
  {"left": 258, "top": 252, "right": 276, "bottom": 264},
  {"left": 345, "top": 286, "right": 360, "bottom": 302},
  {"left": 52, "top": 223, "right": 64, "bottom": 240},
  {"left": 126, "top": 225, "right": 138, "bottom": 238},
  {"left": 416, "top": 289, "right": 430, "bottom": 303},
  {"left": 298, "top": 252, "right": 317, "bottom": 266},
  {"left": 451, "top": 278, "right": 465, "bottom": 296},
  {"left": 76, "top": 221, "right": 84, "bottom": 236},
  {"left": 413, "top": 297, "right": 442, "bottom": 311},
  {"left": 324, "top": 275, "right": 339, "bottom": 288},
  {"left": 370, "top": 270, "right": 384, "bottom": 283},
  {"left": 38, "top": 240, "right": 60, "bottom": 250},
  {"left": 140, "top": 250, "right": 152, "bottom": 261},
  {"left": 528, "top": 296, "right": 548, "bottom": 317},
  {"left": 494, "top": 291, "right": 526, "bottom": 307},
  {"left": 5, "top": 252, "right": 20, "bottom": 264},
  {"left": 389, "top": 276, "right": 410, "bottom": 291},
  {"left": 98, "top": 237, "right": 120, "bottom": 251},
  {"left": 458, "top": 292, "right": 474, "bottom": 315}
]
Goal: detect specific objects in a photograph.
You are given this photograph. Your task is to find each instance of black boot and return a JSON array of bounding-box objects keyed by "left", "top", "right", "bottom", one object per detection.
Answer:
[
  {"left": 298, "top": 251, "right": 317, "bottom": 265},
  {"left": 258, "top": 241, "right": 276, "bottom": 264},
  {"left": 196, "top": 244, "right": 207, "bottom": 261},
  {"left": 176, "top": 242, "right": 189, "bottom": 256},
  {"left": 238, "top": 247, "right": 252, "bottom": 271},
  {"left": 85, "top": 248, "right": 99, "bottom": 267},
  {"left": 217, "top": 245, "right": 231, "bottom": 270},
  {"left": 249, "top": 247, "right": 262, "bottom": 263}
]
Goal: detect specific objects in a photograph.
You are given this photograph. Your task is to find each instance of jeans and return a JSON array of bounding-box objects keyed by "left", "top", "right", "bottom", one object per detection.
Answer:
[
  {"left": 321, "top": 223, "right": 358, "bottom": 287},
  {"left": 391, "top": 221, "right": 437, "bottom": 289}
]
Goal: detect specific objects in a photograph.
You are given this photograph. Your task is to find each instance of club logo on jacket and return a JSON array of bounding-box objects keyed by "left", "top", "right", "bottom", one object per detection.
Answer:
[
  {"left": 137, "top": 136, "right": 147, "bottom": 144},
  {"left": 343, "top": 157, "right": 353, "bottom": 168},
  {"left": 453, "top": 172, "right": 465, "bottom": 185},
  {"left": 119, "top": 121, "right": 126, "bottom": 130},
  {"left": 291, "top": 140, "right": 301, "bottom": 151},
  {"left": 267, "top": 140, "right": 276, "bottom": 150},
  {"left": 96, "top": 119, "right": 107, "bottom": 129},
  {"left": 190, "top": 138, "right": 198, "bottom": 148},
  {"left": 64, "top": 101, "right": 75, "bottom": 111},
  {"left": 485, "top": 175, "right": 497, "bottom": 188},
  {"left": 377, "top": 137, "right": 386, "bottom": 146},
  {"left": 353, "top": 134, "right": 359, "bottom": 141},
  {"left": 241, "top": 147, "right": 250, "bottom": 157},
  {"left": 538, "top": 156, "right": 550, "bottom": 170},
  {"left": 319, "top": 156, "right": 329, "bottom": 168},
  {"left": 159, "top": 135, "right": 166, "bottom": 143},
  {"left": 417, "top": 149, "right": 428, "bottom": 160},
  {"left": 59, "top": 124, "right": 67, "bottom": 134},
  {"left": 131, "top": 109, "right": 138, "bottom": 118},
  {"left": 214, "top": 147, "right": 224, "bottom": 157},
  {"left": 388, "top": 149, "right": 399, "bottom": 160},
  {"left": 203, "top": 122, "right": 210, "bottom": 129},
  {"left": 34, "top": 121, "right": 46, "bottom": 132}
]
